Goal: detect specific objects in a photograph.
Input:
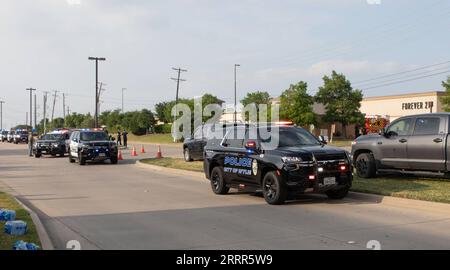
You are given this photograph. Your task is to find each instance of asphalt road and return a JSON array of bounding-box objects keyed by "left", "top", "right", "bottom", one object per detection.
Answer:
[{"left": 1, "top": 142, "right": 450, "bottom": 250}]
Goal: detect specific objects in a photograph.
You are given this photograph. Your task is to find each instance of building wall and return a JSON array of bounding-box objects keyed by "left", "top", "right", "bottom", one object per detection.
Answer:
[{"left": 360, "top": 91, "right": 445, "bottom": 122}]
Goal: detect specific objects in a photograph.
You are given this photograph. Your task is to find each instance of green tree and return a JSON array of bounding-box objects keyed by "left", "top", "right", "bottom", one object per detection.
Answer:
[
  {"left": 315, "top": 71, "right": 364, "bottom": 137},
  {"left": 280, "top": 82, "right": 316, "bottom": 126},
  {"left": 241, "top": 91, "right": 272, "bottom": 122},
  {"left": 440, "top": 76, "right": 450, "bottom": 112},
  {"left": 155, "top": 102, "right": 171, "bottom": 123}
]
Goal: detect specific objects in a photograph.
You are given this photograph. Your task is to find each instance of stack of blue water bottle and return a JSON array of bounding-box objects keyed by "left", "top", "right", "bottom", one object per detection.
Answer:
[{"left": 1, "top": 208, "right": 40, "bottom": 250}]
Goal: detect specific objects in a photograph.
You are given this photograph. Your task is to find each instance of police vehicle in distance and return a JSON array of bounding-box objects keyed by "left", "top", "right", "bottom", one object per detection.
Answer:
[
  {"left": 204, "top": 123, "right": 353, "bottom": 205},
  {"left": 33, "top": 130, "right": 70, "bottom": 158},
  {"left": 13, "top": 129, "right": 29, "bottom": 144},
  {"left": 0, "top": 130, "right": 8, "bottom": 142},
  {"left": 68, "top": 129, "right": 118, "bottom": 165},
  {"left": 7, "top": 130, "right": 15, "bottom": 143}
]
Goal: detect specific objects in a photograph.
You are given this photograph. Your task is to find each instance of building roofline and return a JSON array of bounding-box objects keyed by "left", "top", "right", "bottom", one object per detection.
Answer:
[{"left": 363, "top": 91, "right": 446, "bottom": 101}]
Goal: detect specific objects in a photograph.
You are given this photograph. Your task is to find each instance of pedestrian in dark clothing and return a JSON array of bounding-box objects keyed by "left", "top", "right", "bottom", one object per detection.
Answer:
[
  {"left": 117, "top": 130, "right": 122, "bottom": 146},
  {"left": 122, "top": 130, "right": 128, "bottom": 148}
]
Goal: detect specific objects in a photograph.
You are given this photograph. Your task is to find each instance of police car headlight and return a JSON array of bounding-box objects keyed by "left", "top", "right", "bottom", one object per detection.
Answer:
[
  {"left": 281, "top": 156, "right": 303, "bottom": 163},
  {"left": 52, "top": 143, "right": 59, "bottom": 147}
]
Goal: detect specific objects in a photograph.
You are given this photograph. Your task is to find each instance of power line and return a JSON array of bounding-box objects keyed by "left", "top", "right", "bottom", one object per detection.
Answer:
[
  {"left": 355, "top": 65, "right": 450, "bottom": 88},
  {"left": 362, "top": 70, "right": 450, "bottom": 91},
  {"left": 354, "top": 60, "right": 450, "bottom": 85}
]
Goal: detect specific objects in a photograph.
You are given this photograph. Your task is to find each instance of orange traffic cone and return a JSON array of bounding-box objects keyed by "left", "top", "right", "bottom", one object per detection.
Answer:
[
  {"left": 156, "top": 145, "right": 163, "bottom": 159},
  {"left": 140, "top": 144, "right": 146, "bottom": 154},
  {"left": 118, "top": 150, "right": 124, "bottom": 161},
  {"left": 131, "top": 146, "right": 138, "bottom": 157}
]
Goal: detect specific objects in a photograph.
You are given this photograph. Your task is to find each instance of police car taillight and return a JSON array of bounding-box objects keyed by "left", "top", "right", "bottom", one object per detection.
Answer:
[
  {"left": 340, "top": 165, "right": 347, "bottom": 172},
  {"left": 308, "top": 175, "right": 316, "bottom": 181}
]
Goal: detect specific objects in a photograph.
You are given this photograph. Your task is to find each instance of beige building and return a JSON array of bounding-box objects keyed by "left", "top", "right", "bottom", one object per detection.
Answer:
[
  {"left": 269, "top": 91, "right": 447, "bottom": 139},
  {"left": 360, "top": 91, "right": 445, "bottom": 122}
]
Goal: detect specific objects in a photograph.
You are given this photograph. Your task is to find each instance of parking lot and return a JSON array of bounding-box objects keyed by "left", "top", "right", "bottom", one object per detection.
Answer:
[{"left": 1, "top": 142, "right": 450, "bottom": 250}]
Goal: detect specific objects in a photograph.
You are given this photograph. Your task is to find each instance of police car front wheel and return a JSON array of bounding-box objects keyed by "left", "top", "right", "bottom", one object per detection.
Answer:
[
  {"left": 262, "top": 171, "right": 288, "bottom": 205},
  {"left": 210, "top": 167, "right": 229, "bottom": 195}
]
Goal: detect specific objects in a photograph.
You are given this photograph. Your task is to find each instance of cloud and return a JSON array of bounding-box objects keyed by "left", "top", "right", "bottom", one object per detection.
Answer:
[{"left": 67, "top": 0, "right": 81, "bottom": 5}]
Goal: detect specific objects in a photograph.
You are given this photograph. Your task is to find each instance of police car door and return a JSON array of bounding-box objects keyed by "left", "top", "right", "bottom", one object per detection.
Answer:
[
  {"left": 70, "top": 131, "right": 79, "bottom": 157},
  {"left": 221, "top": 127, "right": 254, "bottom": 184}
]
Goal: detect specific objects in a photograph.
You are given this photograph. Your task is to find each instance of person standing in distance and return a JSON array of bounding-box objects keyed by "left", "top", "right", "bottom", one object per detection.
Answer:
[
  {"left": 122, "top": 130, "right": 128, "bottom": 149},
  {"left": 117, "top": 129, "right": 122, "bottom": 146}
]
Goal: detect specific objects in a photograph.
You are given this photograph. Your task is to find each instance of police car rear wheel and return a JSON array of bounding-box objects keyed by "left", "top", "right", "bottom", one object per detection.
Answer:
[
  {"left": 211, "top": 167, "right": 229, "bottom": 195},
  {"left": 262, "top": 172, "right": 288, "bottom": 205},
  {"left": 184, "top": 148, "right": 193, "bottom": 162},
  {"left": 79, "top": 152, "right": 86, "bottom": 165},
  {"left": 326, "top": 186, "right": 350, "bottom": 200}
]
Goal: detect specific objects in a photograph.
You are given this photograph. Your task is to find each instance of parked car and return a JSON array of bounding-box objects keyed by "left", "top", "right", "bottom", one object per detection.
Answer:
[
  {"left": 13, "top": 130, "right": 29, "bottom": 144},
  {"left": 0, "top": 131, "right": 8, "bottom": 142},
  {"left": 68, "top": 129, "right": 118, "bottom": 165},
  {"left": 7, "top": 131, "right": 15, "bottom": 143},
  {"left": 204, "top": 124, "right": 352, "bottom": 205},
  {"left": 183, "top": 123, "right": 245, "bottom": 162},
  {"left": 33, "top": 131, "right": 70, "bottom": 158},
  {"left": 352, "top": 113, "right": 450, "bottom": 178}
]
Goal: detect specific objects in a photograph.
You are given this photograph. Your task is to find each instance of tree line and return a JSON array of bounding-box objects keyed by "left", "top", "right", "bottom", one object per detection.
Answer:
[{"left": 15, "top": 71, "right": 450, "bottom": 137}]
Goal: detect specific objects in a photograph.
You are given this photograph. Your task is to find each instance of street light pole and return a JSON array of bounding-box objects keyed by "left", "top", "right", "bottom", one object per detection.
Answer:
[
  {"left": 122, "top": 88, "right": 126, "bottom": 113},
  {"left": 26, "top": 88, "right": 36, "bottom": 156},
  {"left": 0, "top": 100, "right": 5, "bottom": 131},
  {"left": 234, "top": 64, "right": 240, "bottom": 123},
  {"left": 88, "top": 57, "right": 106, "bottom": 128}
]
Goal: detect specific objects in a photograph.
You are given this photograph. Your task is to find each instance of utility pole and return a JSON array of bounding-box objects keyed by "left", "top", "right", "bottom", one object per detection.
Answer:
[
  {"left": 0, "top": 100, "right": 4, "bottom": 131},
  {"left": 67, "top": 106, "right": 70, "bottom": 116},
  {"left": 121, "top": 88, "right": 125, "bottom": 113},
  {"left": 26, "top": 88, "right": 36, "bottom": 157},
  {"left": 51, "top": 90, "right": 58, "bottom": 123},
  {"left": 63, "top": 93, "right": 66, "bottom": 120},
  {"left": 43, "top": 91, "right": 49, "bottom": 134},
  {"left": 234, "top": 64, "right": 241, "bottom": 123},
  {"left": 171, "top": 67, "right": 187, "bottom": 143},
  {"left": 88, "top": 57, "right": 106, "bottom": 128},
  {"left": 26, "top": 112, "right": 28, "bottom": 126},
  {"left": 97, "top": 83, "right": 106, "bottom": 116},
  {"left": 26, "top": 88, "right": 36, "bottom": 128},
  {"left": 34, "top": 94, "right": 37, "bottom": 129}
]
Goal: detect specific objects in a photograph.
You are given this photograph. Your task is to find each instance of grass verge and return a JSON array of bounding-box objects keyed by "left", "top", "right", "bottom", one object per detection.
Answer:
[
  {"left": 352, "top": 175, "right": 450, "bottom": 204},
  {"left": 128, "top": 133, "right": 180, "bottom": 145},
  {"left": 141, "top": 158, "right": 204, "bottom": 172},
  {"left": 0, "top": 191, "right": 41, "bottom": 250},
  {"left": 329, "top": 140, "right": 353, "bottom": 147},
  {"left": 141, "top": 158, "right": 450, "bottom": 204}
]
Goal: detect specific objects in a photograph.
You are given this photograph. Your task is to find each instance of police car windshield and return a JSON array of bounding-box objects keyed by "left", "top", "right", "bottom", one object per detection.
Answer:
[
  {"left": 17, "top": 131, "right": 28, "bottom": 135},
  {"left": 80, "top": 132, "right": 108, "bottom": 141},
  {"left": 263, "top": 127, "right": 321, "bottom": 147},
  {"left": 42, "top": 134, "right": 64, "bottom": 140}
]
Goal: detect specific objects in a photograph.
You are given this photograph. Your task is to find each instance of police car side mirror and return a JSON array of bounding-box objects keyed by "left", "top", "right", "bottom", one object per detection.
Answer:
[{"left": 318, "top": 136, "right": 328, "bottom": 144}]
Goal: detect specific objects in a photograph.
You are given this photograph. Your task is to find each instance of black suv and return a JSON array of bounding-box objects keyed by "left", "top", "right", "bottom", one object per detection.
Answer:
[
  {"left": 183, "top": 123, "right": 244, "bottom": 162},
  {"left": 33, "top": 132, "right": 70, "bottom": 158},
  {"left": 13, "top": 130, "right": 29, "bottom": 144},
  {"left": 204, "top": 124, "right": 353, "bottom": 205},
  {"left": 68, "top": 129, "right": 118, "bottom": 165}
]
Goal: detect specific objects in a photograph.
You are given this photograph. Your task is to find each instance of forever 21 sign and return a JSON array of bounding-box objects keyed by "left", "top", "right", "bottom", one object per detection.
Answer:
[{"left": 402, "top": 101, "right": 434, "bottom": 110}]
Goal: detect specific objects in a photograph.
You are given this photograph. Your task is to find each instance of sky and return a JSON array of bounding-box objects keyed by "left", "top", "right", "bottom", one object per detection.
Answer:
[{"left": 0, "top": 0, "right": 449, "bottom": 129}]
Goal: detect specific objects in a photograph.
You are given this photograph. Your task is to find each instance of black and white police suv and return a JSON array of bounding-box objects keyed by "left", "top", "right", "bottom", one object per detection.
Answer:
[
  {"left": 33, "top": 130, "right": 70, "bottom": 158},
  {"left": 203, "top": 123, "right": 353, "bottom": 205},
  {"left": 68, "top": 129, "right": 118, "bottom": 165}
]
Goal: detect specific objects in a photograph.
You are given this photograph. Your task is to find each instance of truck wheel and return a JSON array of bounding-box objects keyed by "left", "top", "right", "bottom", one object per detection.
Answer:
[
  {"left": 79, "top": 152, "right": 86, "bottom": 166},
  {"left": 184, "top": 148, "right": 193, "bottom": 162},
  {"left": 110, "top": 156, "right": 118, "bottom": 164},
  {"left": 68, "top": 153, "right": 75, "bottom": 163},
  {"left": 210, "top": 167, "right": 229, "bottom": 195},
  {"left": 326, "top": 186, "right": 350, "bottom": 200},
  {"left": 355, "top": 153, "right": 376, "bottom": 178},
  {"left": 262, "top": 171, "right": 288, "bottom": 205}
]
